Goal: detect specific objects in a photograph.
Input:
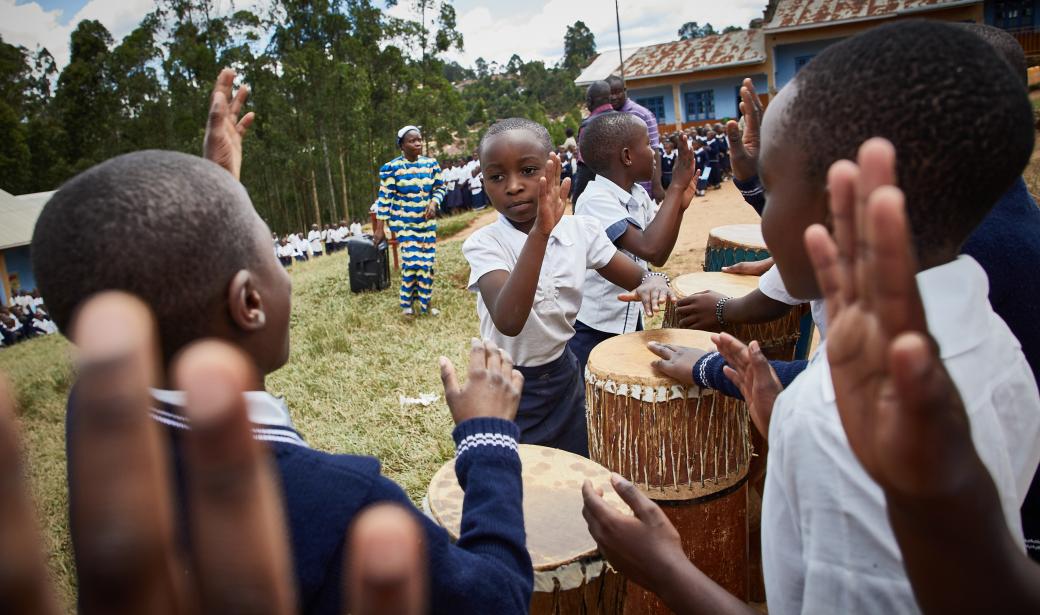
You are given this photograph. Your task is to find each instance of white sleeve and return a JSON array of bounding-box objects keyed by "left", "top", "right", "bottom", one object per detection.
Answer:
[
  {"left": 575, "top": 187, "right": 635, "bottom": 244},
  {"left": 758, "top": 265, "right": 803, "bottom": 306},
  {"left": 577, "top": 216, "right": 619, "bottom": 270},
  {"left": 462, "top": 230, "right": 511, "bottom": 292}
]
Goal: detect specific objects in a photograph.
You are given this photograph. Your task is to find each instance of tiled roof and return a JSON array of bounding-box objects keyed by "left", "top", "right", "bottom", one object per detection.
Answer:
[
  {"left": 0, "top": 190, "right": 54, "bottom": 251},
  {"left": 622, "top": 28, "right": 766, "bottom": 81},
  {"left": 763, "top": 0, "right": 981, "bottom": 32}
]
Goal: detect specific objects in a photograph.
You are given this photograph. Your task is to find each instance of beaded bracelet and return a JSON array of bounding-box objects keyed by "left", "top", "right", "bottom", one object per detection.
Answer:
[
  {"left": 641, "top": 271, "right": 670, "bottom": 285},
  {"left": 715, "top": 296, "right": 731, "bottom": 326}
]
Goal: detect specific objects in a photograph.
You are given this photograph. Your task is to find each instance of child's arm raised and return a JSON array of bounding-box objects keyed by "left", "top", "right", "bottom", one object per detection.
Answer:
[
  {"left": 614, "top": 134, "right": 697, "bottom": 267},
  {"left": 475, "top": 155, "right": 570, "bottom": 337}
]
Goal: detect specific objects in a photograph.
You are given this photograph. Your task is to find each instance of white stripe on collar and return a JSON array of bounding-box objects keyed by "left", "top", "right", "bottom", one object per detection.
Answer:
[{"left": 149, "top": 388, "right": 308, "bottom": 448}]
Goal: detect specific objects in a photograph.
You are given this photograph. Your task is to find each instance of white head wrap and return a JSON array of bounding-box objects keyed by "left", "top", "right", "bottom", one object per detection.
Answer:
[{"left": 397, "top": 125, "right": 421, "bottom": 145}]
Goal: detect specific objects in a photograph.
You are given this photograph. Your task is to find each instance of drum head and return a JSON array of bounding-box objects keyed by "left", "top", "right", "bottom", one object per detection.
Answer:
[
  {"left": 586, "top": 329, "right": 716, "bottom": 387},
  {"left": 708, "top": 224, "right": 767, "bottom": 250},
  {"left": 427, "top": 444, "right": 631, "bottom": 571},
  {"left": 672, "top": 271, "right": 760, "bottom": 301}
]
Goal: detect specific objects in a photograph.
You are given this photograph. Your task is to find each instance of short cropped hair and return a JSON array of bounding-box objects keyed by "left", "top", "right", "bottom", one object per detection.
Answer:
[
  {"left": 787, "top": 20, "right": 1033, "bottom": 254},
  {"left": 586, "top": 81, "right": 610, "bottom": 107},
  {"left": 478, "top": 118, "right": 552, "bottom": 160},
  {"left": 956, "top": 22, "right": 1028, "bottom": 87},
  {"left": 579, "top": 111, "right": 644, "bottom": 175},
  {"left": 32, "top": 150, "right": 263, "bottom": 350}
]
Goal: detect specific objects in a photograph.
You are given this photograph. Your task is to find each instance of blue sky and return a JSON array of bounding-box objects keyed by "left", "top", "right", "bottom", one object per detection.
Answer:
[{"left": 2, "top": 0, "right": 765, "bottom": 69}]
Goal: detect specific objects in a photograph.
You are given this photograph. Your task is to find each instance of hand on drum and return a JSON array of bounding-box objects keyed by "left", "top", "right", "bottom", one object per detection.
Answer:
[
  {"left": 617, "top": 275, "right": 674, "bottom": 318},
  {"left": 674, "top": 290, "right": 726, "bottom": 331},
  {"left": 203, "top": 68, "right": 255, "bottom": 181},
  {"left": 722, "top": 257, "right": 773, "bottom": 277},
  {"left": 646, "top": 342, "right": 706, "bottom": 386},
  {"left": 1, "top": 291, "right": 427, "bottom": 615},
  {"left": 440, "top": 338, "right": 524, "bottom": 425},
  {"left": 803, "top": 138, "right": 975, "bottom": 498},
  {"left": 581, "top": 474, "right": 686, "bottom": 598},
  {"left": 713, "top": 334, "right": 782, "bottom": 440}
]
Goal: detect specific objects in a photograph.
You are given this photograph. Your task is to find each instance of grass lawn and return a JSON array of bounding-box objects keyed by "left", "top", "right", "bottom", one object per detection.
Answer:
[{"left": 2, "top": 222, "right": 487, "bottom": 609}]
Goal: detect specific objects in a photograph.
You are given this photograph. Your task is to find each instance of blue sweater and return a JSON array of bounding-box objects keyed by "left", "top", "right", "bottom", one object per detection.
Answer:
[{"left": 66, "top": 393, "right": 533, "bottom": 614}]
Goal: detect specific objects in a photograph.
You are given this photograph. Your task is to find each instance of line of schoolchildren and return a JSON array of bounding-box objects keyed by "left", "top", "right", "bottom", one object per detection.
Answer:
[
  {"left": 1, "top": 289, "right": 58, "bottom": 348},
  {"left": 274, "top": 221, "right": 366, "bottom": 267},
  {"left": 439, "top": 154, "right": 486, "bottom": 214},
  {"left": 32, "top": 20, "right": 1040, "bottom": 615}
]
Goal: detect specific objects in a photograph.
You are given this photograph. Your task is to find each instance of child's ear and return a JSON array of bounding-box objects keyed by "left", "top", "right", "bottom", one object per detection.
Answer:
[
  {"left": 620, "top": 146, "right": 632, "bottom": 168},
  {"left": 227, "top": 270, "right": 266, "bottom": 333}
]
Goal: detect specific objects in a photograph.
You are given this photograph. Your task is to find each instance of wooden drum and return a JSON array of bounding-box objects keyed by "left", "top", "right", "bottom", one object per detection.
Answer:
[
  {"left": 585, "top": 329, "right": 750, "bottom": 610},
  {"left": 662, "top": 271, "right": 808, "bottom": 362},
  {"left": 703, "top": 224, "right": 769, "bottom": 272},
  {"left": 427, "top": 444, "right": 629, "bottom": 614}
]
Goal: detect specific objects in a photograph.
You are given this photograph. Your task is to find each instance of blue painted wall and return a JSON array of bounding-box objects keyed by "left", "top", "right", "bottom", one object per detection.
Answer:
[
  {"left": 3, "top": 246, "right": 36, "bottom": 301},
  {"left": 628, "top": 84, "right": 677, "bottom": 124},
  {"left": 678, "top": 73, "right": 768, "bottom": 122},
  {"left": 773, "top": 37, "right": 845, "bottom": 91}
]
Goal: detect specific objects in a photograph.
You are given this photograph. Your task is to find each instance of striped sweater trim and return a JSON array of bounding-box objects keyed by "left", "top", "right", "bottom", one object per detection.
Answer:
[
  {"left": 455, "top": 432, "right": 519, "bottom": 458},
  {"left": 149, "top": 408, "right": 309, "bottom": 448}
]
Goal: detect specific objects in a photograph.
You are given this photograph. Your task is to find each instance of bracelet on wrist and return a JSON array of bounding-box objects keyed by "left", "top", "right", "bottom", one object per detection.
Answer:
[
  {"left": 715, "top": 296, "right": 731, "bottom": 326},
  {"left": 641, "top": 271, "right": 670, "bottom": 286}
]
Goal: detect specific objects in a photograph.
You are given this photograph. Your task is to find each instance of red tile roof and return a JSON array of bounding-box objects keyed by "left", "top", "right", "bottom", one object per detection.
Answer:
[
  {"left": 764, "top": 0, "right": 980, "bottom": 32},
  {"left": 622, "top": 29, "right": 766, "bottom": 81}
]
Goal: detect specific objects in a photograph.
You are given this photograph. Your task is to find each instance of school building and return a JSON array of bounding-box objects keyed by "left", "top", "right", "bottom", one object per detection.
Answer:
[
  {"left": 0, "top": 189, "right": 53, "bottom": 307},
  {"left": 576, "top": 0, "right": 1032, "bottom": 132}
]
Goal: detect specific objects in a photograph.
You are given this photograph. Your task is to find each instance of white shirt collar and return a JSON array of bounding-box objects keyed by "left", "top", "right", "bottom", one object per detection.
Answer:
[
  {"left": 494, "top": 213, "right": 575, "bottom": 246},
  {"left": 151, "top": 388, "right": 296, "bottom": 428},
  {"left": 589, "top": 175, "right": 646, "bottom": 204}
]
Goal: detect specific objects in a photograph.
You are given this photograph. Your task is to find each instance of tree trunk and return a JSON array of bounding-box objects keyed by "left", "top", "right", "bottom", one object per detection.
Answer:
[
  {"left": 320, "top": 131, "right": 339, "bottom": 223},
  {"left": 310, "top": 167, "right": 322, "bottom": 228}
]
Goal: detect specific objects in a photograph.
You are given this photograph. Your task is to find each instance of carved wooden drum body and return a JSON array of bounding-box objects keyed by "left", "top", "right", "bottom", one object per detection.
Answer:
[
  {"left": 703, "top": 224, "right": 770, "bottom": 272},
  {"left": 585, "top": 329, "right": 750, "bottom": 612},
  {"left": 427, "top": 445, "right": 629, "bottom": 614}
]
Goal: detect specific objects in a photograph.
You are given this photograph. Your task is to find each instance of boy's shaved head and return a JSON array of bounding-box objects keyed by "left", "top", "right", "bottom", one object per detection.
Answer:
[
  {"left": 579, "top": 111, "right": 644, "bottom": 175},
  {"left": 956, "top": 22, "right": 1028, "bottom": 87},
  {"left": 478, "top": 117, "right": 552, "bottom": 161},
  {"left": 33, "top": 150, "right": 277, "bottom": 360},
  {"left": 786, "top": 20, "right": 1033, "bottom": 254}
]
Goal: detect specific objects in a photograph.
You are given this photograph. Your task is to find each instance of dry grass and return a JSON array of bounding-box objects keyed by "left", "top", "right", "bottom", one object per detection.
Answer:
[{"left": 1, "top": 233, "right": 485, "bottom": 610}]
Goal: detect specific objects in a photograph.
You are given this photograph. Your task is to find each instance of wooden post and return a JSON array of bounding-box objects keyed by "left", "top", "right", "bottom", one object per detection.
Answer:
[
  {"left": 672, "top": 82, "right": 684, "bottom": 132},
  {"left": 0, "top": 251, "right": 9, "bottom": 307}
]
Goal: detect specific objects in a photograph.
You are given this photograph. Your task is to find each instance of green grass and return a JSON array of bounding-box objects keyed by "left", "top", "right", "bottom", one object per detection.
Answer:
[
  {"left": 436, "top": 207, "right": 488, "bottom": 239},
  {"left": 1, "top": 232, "right": 484, "bottom": 610}
]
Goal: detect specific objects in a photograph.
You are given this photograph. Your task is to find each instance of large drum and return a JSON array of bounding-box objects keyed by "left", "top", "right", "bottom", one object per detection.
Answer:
[
  {"left": 703, "top": 224, "right": 769, "bottom": 272},
  {"left": 662, "top": 271, "right": 808, "bottom": 362},
  {"left": 585, "top": 329, "right": 750, "bottom": 610},
  {"left": 427, "top": 444, "right": 628, "bottom": 614}
]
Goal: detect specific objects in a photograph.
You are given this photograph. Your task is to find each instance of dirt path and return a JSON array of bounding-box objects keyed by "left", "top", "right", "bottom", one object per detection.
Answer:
[
  {"left": 661, "top": 181, "right": 763, "bottom": 278},
  {"left": 444, "top": 208, "right": 497, "bottom": 242}
]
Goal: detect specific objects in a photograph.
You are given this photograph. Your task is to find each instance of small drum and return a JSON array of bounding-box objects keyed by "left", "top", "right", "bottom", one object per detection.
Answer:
[
  {"left": 585, "top": 329, "right": 750, "bottom": 608},
  {"left": 427, "top": 445, "right": 628, "bottom": 614},
  {"left": 703, "top": 224, "right": 770, "bottom": 272},
  {"left": 662, "top": 271, "right": 809, "bottom": 362}
]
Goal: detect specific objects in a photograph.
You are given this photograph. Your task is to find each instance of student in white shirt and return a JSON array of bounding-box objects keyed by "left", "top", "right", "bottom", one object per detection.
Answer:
[
  {"left": 567, "top": 111, "right": 695, "bottom": 374},
  {"left": 31, "top": 310, "right": 58, "bottom": 335},
  {"left": 350, "top": 220, "right": 363, "bottom": 237},
  {"left": 308, "top": 224, "right": 323, "bottom": 257},
  {"left": 463, "top": 118, "right": 672, "bottom": 456},
  {"left": 580, "top": 22, "right": 1039, "bottom": 615}
]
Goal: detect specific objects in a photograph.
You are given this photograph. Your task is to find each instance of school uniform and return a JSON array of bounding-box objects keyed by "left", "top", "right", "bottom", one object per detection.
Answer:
[
  {"left": 66, "top": 389, "right": 532, "bottom": 615},
  {"left": 694, "top": 148, "right": 709, "bottom": 193},
  {"left": 572, "top": 102, "right": 614, "bottom": 203},
  {"left": 376, "top": 155, "right": 446, "bottom": 312},
  {"left": 308, "top": 231, "right": 323, "bottom": 257},
  {"left": 660, "top": 150, "right": 676, "bottom": 190},
  {"left": 463, "top": 215, "right": 617, "bottom": 456},
  {"left": 350, "top": 222, "right": 363, "bottom": 237},
  {"left": 469, "top": 172, "right": 486, "bottom": 209},
  {"left": 705, "top": 138, "right": 722, "bottom": 188},
  {"left": 761, "top": 256, "right": 1040, "bottom": 615},
  {"left": 31, "top": 317, "right": 57, "bottom": 335},
  {"left": 568, "top": 175, "right": 655, "bottom": 375}
]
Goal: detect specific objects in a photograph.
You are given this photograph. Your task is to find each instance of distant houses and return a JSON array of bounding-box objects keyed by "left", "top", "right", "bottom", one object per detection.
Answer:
[
  {"left": 0, "top": 189, "right": 53, "bottom": 306},
  {"left": 576, "top": 0, "right": 1030, "bottom": 133}
]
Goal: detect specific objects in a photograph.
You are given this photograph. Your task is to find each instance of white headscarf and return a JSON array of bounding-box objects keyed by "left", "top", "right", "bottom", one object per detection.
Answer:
[{"left": 397, "top": 125, "right": 421, "bottom": 146}]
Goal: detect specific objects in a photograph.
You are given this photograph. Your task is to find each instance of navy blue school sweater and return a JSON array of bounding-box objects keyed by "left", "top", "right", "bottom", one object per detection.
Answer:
[{"left": 66, "top": 391, "right": 533, "bottom": 614}]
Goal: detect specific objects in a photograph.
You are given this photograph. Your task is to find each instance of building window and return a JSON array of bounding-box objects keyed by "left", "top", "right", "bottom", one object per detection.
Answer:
[
  {"left": 995, "top": 1, "right": 1033, "bottom": 29},
  {"left": 794, "top": 55, "right": 815, "bottom": 73},
  {"left": 684, "top": 90, "right": 715, "bottom": 122},
  {"left": 635, "top": 96, "right": 665, "bottom": 122}
]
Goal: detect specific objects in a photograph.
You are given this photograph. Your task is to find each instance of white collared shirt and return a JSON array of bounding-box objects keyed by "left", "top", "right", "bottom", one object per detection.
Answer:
[
  {"left": 761, "top": 256, "right": 1040, "bottom": 615},
  {"left": 574, "top": 175, "right": 655, "bottom": 334},
  {"left": 463, "top": 215, "right": 617, "bottom": 366},
  {"left": 151, "top": 388, "right": 308, "bottom": 448},
  {"left": 758, "top": 264, "right": 828, "bottom": 340}
]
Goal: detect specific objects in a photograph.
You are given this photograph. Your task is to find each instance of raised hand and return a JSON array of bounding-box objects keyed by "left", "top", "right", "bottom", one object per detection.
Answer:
[
  {"left": 722, "top": 257, "right": 773, "bottom": 276},
  {"left": 535, "top": 153, "right": 571, "bottom": 237},
  {"left": 581, "top": 474, "right": 685, "bottom": 596},
  {"left": 647, "top": 342, "right": 706, "bottom": 386},
  {"left": 617, "top": 275, "right": 674, "bottom": 317},
  {"left": 714, "top": 334, "right": 781, "bottom": 440},
  {"left": 669, "top": 132, "right": 697, "bottom": 208},
  {"left": 440, "top": 339, "right": 524, "bottom": 424},
  {"left": 674, "top": 290, "right": 726, "bottom": 332},
  {"left": 802, "top": 138, "right": 947, "bottom": 495},
  {"left": 203, "top": 68, "right": 255, "bottom": 181},
  {"left": 725, "top": 78, "right": 762, "bottom": 181}
]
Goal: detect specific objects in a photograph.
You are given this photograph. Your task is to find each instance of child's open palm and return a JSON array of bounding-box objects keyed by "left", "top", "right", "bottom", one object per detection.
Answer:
[
  {"left": 535, "top": 153, "right": 571, "bottom": 237},
  {"left": 669, "top": 132, "right": 697, "bottom": 208},
  {"left": 804, "top": 138, "right": 971, "bottom": 497},
  {"left": 203, "top": 69, "right": 254, "bottom": 181}
]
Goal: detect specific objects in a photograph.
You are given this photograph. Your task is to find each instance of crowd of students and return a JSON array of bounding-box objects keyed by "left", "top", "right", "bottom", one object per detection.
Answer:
[
  {"left": 273, "top": 220, "right": 365, "bottom": 267},
  {"left": 0, "top": 289, "right": 58, "bottom": 349},
  {"left": 2, "top": 19, "right": 1039, "bottom": 615}
]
